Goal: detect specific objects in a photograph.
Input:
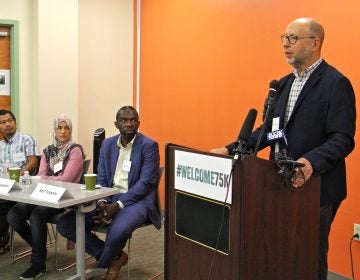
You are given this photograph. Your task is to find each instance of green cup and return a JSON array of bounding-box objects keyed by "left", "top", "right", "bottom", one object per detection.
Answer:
[
  {"left": 84, "top": 174, "right": 97, "bottom": 191},
  {"left": 8, "top": 167, "right": 21, "bottom": 182}
]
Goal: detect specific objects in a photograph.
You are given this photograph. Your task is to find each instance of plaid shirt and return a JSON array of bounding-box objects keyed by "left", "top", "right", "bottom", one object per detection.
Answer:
[
  {"left": 0, "top": 131, "right": 40, "bottom": 170},
  {"left": 284, "top": 58, "right": 323, "bottom": 126}
]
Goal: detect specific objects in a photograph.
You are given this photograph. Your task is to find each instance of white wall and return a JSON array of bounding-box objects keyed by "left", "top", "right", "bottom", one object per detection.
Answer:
[
  {"left": 78, "top": 0, "right": 133, "bottom": 165},
  {"left": 36, "top": 0, "right": 79, "bottom": 148},
  {"left": 0, "top": 0, "right": 134, "bottom": 169}
]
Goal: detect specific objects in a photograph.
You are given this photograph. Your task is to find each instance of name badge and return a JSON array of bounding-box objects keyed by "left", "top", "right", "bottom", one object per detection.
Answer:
[
  {"left": 13, "top": 152, "right": 26, "bottom": 163},
  {"left": 54, "top": 161, "right": 63, "bottom": 173},
  {"left": 122, "top": 160, "right": 131, "bottom": 172},
  {"left": 31, "top": 183, "right": 66, "bottom": 202},
  {"left": 272, "top": 117, "right": 280, "bottom": 131}
]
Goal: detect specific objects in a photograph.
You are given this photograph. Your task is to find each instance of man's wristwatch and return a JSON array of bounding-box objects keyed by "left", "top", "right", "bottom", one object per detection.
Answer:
[
  {"left": 116, "top": 200, "right": 124, "bottom": 209},
  {"left": 96, "top": 199, "right": 107, "bottom": 207}
]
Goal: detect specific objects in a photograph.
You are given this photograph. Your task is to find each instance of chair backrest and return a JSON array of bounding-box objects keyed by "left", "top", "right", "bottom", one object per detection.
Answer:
[
  {"left": 30, "top": 155, "right": 42, "bottom": 176},
  {"left": 79, "top": 159, "right": 91, "bottom": 184},
  {"left": 93, "top": 128, "right": 105, "bottom": 174}
]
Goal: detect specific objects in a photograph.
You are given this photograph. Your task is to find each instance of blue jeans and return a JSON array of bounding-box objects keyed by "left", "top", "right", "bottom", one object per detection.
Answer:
[
  {"left": 57, "top": 203, "right": 148, "bottom": 268},
  {"left": 7, "top": 203, "right": 63, "bottom": 266}
]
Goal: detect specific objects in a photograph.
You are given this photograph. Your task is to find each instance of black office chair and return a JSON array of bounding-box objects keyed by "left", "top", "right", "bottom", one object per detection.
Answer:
[
  {"left": 30, "top": 155, "right": 42, "bottom": 176},
  {"left": 93, "top": 128, "right": 105, "bottom": 174}
]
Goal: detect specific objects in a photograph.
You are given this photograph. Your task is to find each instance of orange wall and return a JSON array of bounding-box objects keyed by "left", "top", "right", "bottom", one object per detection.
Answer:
[{"left": 137, "top": 0, "right": 360, "bottom": 277}]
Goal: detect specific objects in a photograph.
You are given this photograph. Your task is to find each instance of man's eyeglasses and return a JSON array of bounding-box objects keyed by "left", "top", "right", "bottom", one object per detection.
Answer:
[{"left": 281, "top": 34, "right": 316, "bottom": 45}]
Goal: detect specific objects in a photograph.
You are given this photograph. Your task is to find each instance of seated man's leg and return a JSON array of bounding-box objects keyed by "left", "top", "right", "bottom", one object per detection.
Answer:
[
  {"left": 57, "top": 209, "right": 105, "bottom": 260},
  {"left": 97, "top": 203, "right": 148, "bottom": 268},
  {"left": 0, "top": 200, "right": 15, "bottom": 253},
  {"left": 7, "top": 203, "right": 36, "bottom": 246}
]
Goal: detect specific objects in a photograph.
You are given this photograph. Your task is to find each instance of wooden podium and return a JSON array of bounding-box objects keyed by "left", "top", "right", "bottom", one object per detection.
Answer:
[{"left": 165, "top": 144, "right": 320, "bottom": 280}]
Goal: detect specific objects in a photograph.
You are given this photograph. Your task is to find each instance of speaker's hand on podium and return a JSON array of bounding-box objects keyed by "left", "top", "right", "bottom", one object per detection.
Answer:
[
  {"left": 210, "top": 147, "right": 229, "bottom": 155},
  {"left": 292, "top": 157, "right": 313, "bottom": 188}
]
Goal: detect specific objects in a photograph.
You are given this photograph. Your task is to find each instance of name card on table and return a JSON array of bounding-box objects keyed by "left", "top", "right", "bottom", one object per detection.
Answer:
[
  {"left": 0, "top": 178, "right": 20, "bottom": 193},
  {"left": 30, "top": 183, "right": 74, "bottom": 202}
]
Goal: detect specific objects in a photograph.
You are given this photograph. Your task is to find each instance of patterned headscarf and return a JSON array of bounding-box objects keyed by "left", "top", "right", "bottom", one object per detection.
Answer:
[{"left": 49, "top": 114, "right": 73, "bottom": 171}]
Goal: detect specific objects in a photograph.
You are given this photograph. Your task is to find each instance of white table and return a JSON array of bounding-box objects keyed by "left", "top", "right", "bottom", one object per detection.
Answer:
[{"left": 0, "top": 179, "right": 119, "bottom": 280}]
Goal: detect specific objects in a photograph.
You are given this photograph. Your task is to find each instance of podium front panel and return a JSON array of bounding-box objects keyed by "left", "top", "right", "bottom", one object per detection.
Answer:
[{"left": 175, "top": 191, "right": 230, "bottom": 255}]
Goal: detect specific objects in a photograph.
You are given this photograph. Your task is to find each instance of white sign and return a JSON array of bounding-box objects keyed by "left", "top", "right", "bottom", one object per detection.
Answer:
[
  {"left": 174, "top": 150, "right": 233, "bottom": 204},
  {"left": 30, "top": 183, "right": 69, "bottom": 202},
  {"left": 0, "top": 70, "right": 10, "bottom": 96},
  {"left": 0, "top": 178, "right": 16, "bottom": 193}
]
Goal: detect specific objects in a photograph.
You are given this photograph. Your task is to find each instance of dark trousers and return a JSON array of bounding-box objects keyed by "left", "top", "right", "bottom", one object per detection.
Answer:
[
  {"left": 0, "top": 200, "right": 15, "bottom": 250},
  {"left": 319, "top": 202, "right": 341, "bottom": 280},
  {"left": 7, "top": 203, "right": 63, "bottom": 266},
  {"left": 57, "top": 203, "right": 148, "bottom": 268}
]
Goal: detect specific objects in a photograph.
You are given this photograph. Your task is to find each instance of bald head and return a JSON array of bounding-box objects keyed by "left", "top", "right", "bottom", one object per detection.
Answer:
[
  {"left": 282, "top": 18, "right": 324, "bottom": 73},
  {"left": 289, "top": 18, "right": 325, "bottom": 45}
]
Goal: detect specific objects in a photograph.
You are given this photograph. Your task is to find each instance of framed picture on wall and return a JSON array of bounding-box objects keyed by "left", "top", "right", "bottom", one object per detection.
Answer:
[{"left": 0, "top": 69, "right": 10, "bottom": 96}]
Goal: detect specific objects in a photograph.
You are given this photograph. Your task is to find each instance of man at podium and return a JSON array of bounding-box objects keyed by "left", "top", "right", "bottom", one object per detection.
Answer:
[{"left": 211, "top": 18, "right": 356, "bottom": 280}]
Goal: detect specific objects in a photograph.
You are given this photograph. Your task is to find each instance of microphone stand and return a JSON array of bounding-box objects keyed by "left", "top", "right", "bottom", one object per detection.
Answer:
[{"left": 233, "top": 140, "right": 252, "bottom": 161}]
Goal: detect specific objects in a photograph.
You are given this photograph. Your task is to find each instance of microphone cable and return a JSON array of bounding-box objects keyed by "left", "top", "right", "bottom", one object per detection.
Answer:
[{"left": 207, "top": 163, "right": 234, "bottom": 280}]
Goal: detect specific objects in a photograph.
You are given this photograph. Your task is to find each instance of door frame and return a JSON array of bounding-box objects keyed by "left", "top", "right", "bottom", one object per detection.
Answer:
[{"left": 0, "top": 19, "right": 19, "bottom": 119}]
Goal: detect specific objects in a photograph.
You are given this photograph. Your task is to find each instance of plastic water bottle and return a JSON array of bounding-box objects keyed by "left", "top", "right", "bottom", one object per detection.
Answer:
[{"left": 21, "top": 171, "right": 32, "bottom": 194}]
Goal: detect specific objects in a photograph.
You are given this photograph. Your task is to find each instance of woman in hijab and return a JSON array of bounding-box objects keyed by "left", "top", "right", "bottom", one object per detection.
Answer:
[{"left": 7, "top": 114, "right": 84, "bottom": 280}]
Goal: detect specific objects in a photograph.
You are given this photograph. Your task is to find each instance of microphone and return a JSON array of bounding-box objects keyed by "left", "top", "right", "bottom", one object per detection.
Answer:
[
  {"left": 254, "top": 80, "right": 280, "bottom": 156},
  {"left": 267, "top": 129, "right": 287, "bottom": 162},
  {"left": 267, "top": 129, "right": 305, "bottom": 173},
  {"left": 233, "top": 108, "right": 258, "bottom": 160},
  {"left": 262, "top": 80, "right": 280, "bottom": 121}
]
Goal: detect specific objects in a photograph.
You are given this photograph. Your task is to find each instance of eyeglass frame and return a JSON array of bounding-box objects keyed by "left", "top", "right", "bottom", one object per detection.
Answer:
[{"left": 280, "top": 34, "right": 317, "bottom": 45}]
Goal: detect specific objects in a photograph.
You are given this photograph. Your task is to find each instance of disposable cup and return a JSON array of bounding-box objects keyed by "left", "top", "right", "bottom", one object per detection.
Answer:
[
  {"left": 84, "top": 174, "right": 97, "bottom": 191},
  {"left": 8, "top": 167, "right": 21, "bottom": 182}
]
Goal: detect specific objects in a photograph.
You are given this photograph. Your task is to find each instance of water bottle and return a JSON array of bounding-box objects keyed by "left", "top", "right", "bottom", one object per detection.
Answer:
[{"left": 21, "top": 171, "right": 32, "bottom": 194}]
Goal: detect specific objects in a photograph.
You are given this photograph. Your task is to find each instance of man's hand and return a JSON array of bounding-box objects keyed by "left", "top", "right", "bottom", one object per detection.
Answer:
[
  {"left": 292, "top": 157, "right": 313, "bottom": 188},
  {"left": 93, "top": 202, "right": 120, "bottom": 225},
  {"left": 210, "top": 147, "right": 229, "bottom": 155}
]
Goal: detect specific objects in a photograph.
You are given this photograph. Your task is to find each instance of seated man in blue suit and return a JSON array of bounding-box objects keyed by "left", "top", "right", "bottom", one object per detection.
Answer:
[{"left": 58, "top": 105, "right": 160, "bottom": 280}]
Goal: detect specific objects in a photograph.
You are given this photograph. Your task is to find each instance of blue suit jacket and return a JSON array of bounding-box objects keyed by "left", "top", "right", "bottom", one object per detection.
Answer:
[
  {"left": 97, "top": 132, "right": 161, "bottom": 229},
  {"left": 229, "top": 61, "right": 356, "bottom": 205}
]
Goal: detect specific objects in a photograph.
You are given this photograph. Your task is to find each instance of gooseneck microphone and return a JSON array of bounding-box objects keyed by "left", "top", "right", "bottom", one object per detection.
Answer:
[
  {"left": 233, "top": 108, "right": 258, "bottom": 160},
  {"left": 254, "top": 80, "right": 280, "bottom": 155}
]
